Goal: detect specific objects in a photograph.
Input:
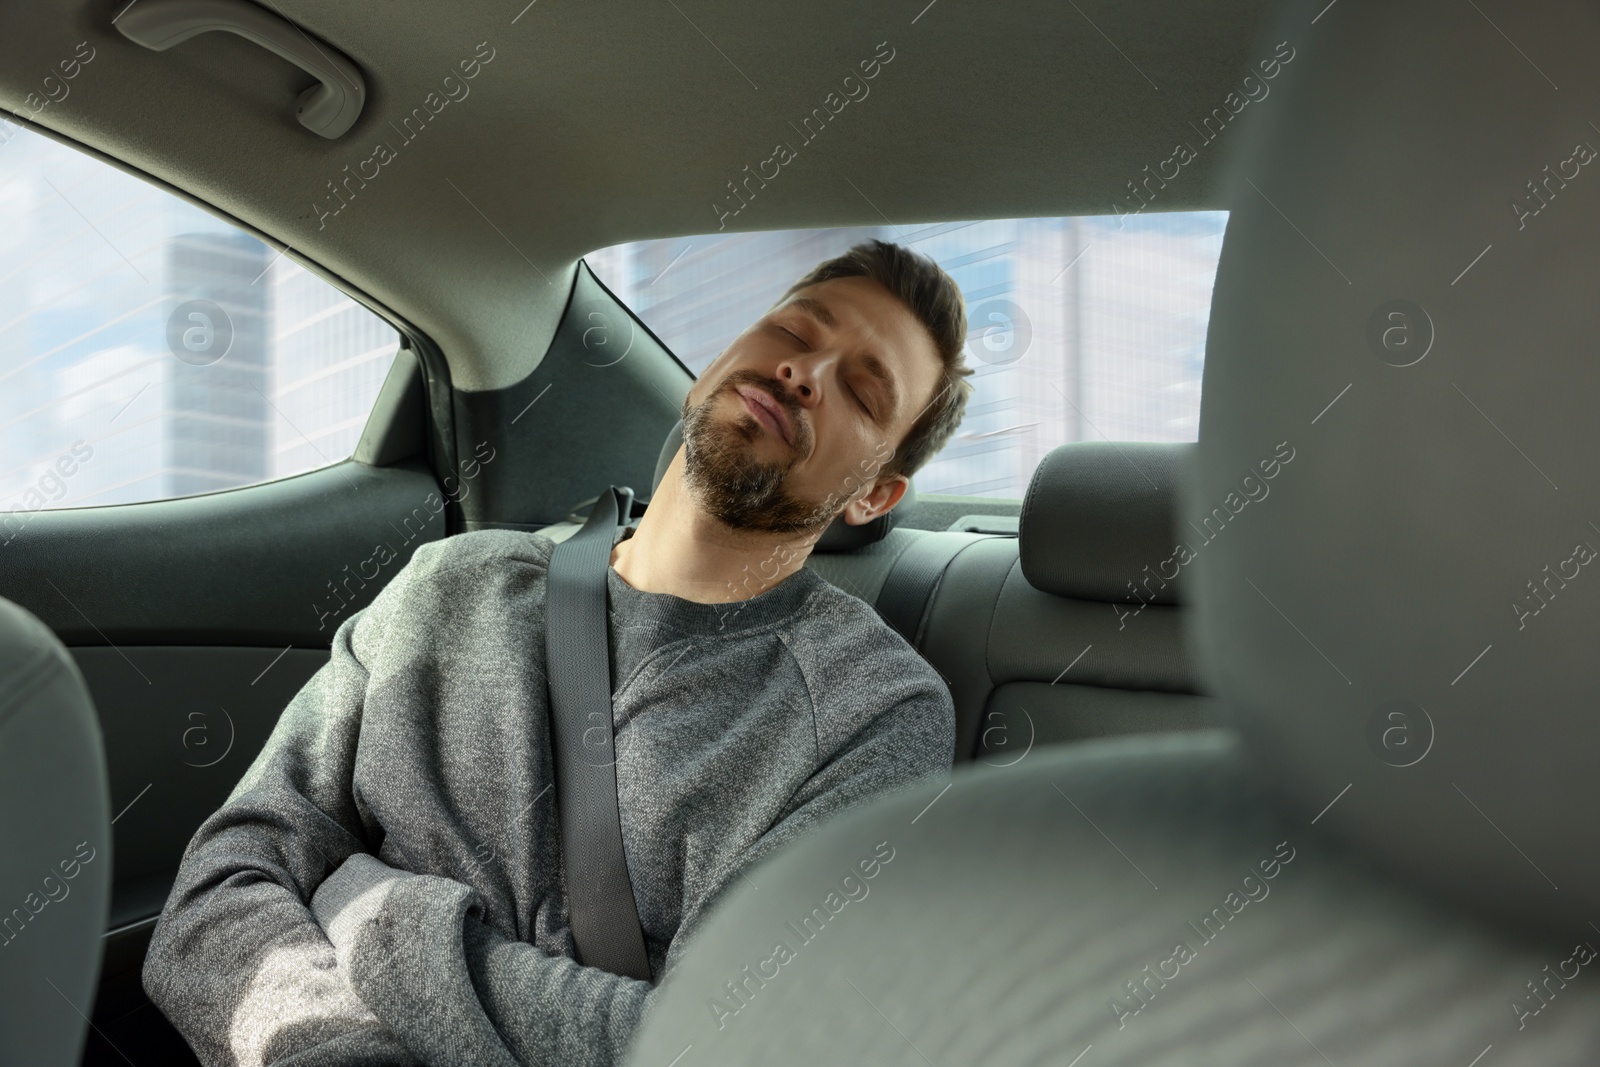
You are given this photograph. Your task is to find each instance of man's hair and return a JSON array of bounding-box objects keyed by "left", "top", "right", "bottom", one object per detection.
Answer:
[{"left": 775, "top": 239, "right": 974, "bottom": 484}]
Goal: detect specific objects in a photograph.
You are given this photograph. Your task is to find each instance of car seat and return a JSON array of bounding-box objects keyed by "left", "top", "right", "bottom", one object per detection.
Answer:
[
  {"left": 617, "top": 1, "right": 1600, "bottom": 1062},
  {"left": 0, "top": 596, "right": 113, "bottom": 1066}
]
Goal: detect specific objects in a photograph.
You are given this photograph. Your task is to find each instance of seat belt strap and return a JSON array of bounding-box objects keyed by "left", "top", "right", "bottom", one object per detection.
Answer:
[{"left": 545, "top": 484, "right": 653, "bottom": 981}]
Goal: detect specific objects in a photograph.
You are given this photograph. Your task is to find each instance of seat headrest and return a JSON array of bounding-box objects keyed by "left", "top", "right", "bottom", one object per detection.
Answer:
[
  {"left": 1019, "top": 442, "right": 1193, "bottom": 604},
  {"left": 1191, "top": 0, "right": 1600, "bottom": 934},
  {"left": 651, "top": 420, "right": 913, "bottom": 552}
]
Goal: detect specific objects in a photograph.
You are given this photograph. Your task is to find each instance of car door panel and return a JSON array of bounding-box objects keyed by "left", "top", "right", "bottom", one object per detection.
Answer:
[{"left": 0, "top": 451, "right": 445, "bottom": 1067}]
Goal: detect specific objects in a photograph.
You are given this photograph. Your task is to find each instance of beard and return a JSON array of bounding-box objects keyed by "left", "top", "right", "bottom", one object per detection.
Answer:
[{"left": 679, "top": 373, "right": 839, "bottom": 536}]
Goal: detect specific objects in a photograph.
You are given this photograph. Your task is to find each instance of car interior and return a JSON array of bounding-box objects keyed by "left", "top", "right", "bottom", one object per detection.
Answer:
[{"left": 2, "top": 0, "right": 1597, "bottom": 1064}]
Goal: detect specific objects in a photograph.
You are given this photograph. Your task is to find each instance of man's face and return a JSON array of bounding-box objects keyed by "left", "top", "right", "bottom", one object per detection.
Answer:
[{"left": 679, "top": 274, "right": 944, "bottom": 537}]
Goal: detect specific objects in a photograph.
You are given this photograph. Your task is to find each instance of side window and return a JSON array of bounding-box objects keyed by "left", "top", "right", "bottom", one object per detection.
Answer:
[
  {"left": 586, "top": 213, "right": 1226, "bottom": 500},
  {"left": 0, "top": 122, "right": 400, "bottom": 526}
]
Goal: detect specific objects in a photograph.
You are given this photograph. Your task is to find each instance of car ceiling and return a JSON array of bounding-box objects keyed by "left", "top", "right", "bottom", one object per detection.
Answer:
[{"left": 1, "top": 0, "right": 1270, "bottom": 392}]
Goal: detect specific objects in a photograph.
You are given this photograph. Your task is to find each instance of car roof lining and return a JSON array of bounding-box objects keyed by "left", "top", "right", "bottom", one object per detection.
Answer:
[{"left": 1, "top": 0, "right": 1271, "bottom": 391}]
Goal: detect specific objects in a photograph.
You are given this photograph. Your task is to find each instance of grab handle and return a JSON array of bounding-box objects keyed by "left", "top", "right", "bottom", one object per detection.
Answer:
[{"left": 114, "top": 0, "right": 365, "bottom": 139}]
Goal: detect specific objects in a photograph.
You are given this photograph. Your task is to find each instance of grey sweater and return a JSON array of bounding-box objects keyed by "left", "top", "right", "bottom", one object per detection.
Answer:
[{"left": 141, "top": 527, "right": 955, "bottom": 1067}]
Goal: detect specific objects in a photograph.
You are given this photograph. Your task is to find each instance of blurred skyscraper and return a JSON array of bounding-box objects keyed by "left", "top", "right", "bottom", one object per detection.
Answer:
[{"left": 164, "top": 232, "right": 271, "bottom": 498}]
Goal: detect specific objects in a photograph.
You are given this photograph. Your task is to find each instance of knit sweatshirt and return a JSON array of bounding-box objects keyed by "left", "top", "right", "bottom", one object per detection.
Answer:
[{"left": 141, "top": 526, "right": 956, "bottom": 1067}]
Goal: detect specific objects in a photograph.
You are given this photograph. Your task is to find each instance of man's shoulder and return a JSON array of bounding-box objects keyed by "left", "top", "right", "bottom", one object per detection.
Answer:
[
  {"left": 347, "top": 530, "right": 557, "bottom": 654},
  {"left": 796, "top": 576, "right": 919, "bottom": 655},
  {"left": 786, "top": 580, "right": 954, "bottom": 761},
  {"left": 790, "top": 578, "right": 952, "bottom": 702},
  {"left": 399, "top": 528, "right": 557, "bottom": 587}
]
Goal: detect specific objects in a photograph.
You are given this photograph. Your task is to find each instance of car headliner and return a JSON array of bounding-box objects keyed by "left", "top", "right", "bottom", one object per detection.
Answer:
[{"left": 1, "top": 0, "right": 1270, "bottom": 391}]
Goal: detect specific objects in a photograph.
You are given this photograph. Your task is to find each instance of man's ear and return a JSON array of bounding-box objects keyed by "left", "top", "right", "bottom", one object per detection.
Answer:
[{"left": 841, "top": 474, "right": 909, "bottom": 526}]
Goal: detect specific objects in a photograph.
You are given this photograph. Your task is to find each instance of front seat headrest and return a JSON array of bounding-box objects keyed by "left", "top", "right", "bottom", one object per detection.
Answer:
[
  {"left": 1190, "top": 0, "right": 1600, "bottom": 935},
  {"left": 651, "top": 419, "right": 914, "bottom": 552},
  {"left": 1019, "top": 441, "right": 1194, "bottom": 604}
]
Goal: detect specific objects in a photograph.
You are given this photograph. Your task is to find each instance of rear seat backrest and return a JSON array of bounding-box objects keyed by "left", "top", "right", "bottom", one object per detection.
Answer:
[{"left": 921, "top": 441, "right": 1220, "bottom": 762}]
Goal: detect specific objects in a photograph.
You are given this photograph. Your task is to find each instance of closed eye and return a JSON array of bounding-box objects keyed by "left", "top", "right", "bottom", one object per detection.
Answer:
[
  {"left": 777, "top": 323, "right": 872, "bottom": 417},
  {"left": 847, "top": 381, "right": 869, "bottom": 414}
]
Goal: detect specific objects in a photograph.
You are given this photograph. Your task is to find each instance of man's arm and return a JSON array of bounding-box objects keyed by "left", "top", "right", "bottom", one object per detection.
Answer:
[
  {"left": 141, "top": 553, "right": 430, "bottom": 1067},
  {"left": 312, "top": 858, "right": 652, "bottom": 1067},
  {"left": 310, "top": 677, "right": 955, "bottom": 1067}
]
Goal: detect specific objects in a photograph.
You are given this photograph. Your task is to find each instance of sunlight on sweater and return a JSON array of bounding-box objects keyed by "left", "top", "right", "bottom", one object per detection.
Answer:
[{"left": 228, "top": 938, "right": 378, "bottom": 1066}]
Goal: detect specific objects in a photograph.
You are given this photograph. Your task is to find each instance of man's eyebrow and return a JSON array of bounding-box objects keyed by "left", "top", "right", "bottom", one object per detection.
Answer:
[
  {"left": 786, "top": 297, "right": 900, "bottom": 421},
  {"left": 788, "top": 296, "right": 837, "bottom": 330}
]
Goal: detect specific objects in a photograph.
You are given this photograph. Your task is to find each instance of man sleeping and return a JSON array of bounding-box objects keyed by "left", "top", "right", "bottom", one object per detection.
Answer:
[{"left": 142, "top": 238, "right": 974, "bottom": 1067}]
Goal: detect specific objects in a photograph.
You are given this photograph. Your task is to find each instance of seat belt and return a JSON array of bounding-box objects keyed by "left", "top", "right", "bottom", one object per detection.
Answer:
[{"left": 545, "top": 484, "right": 653, "bottom": 981}]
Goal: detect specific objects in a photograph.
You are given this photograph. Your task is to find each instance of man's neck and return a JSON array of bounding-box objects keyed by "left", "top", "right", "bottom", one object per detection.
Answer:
[{"left": 608, "top": 451, "right": 824, "bottom": 605}]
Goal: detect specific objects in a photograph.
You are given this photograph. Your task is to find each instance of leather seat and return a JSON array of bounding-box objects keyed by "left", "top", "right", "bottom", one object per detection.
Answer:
[
  {"left": 923, "top": 440, "right": 1220, "bottom": 763},
  {"left": 617, "top": 1, "right": 1600, "bottom": 1061},
  {"left": 0, "top": 596, "right": 113, "bottom": 1066},
  {"left": 621, "top": 725, "right": 1600, "bottom": 1065}
]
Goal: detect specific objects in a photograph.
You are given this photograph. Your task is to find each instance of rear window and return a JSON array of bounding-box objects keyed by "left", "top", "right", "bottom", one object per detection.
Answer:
[
  {"left": 0, "top": 121, "right": 400, "bottom": 517},
  {"left": 587, "top": 213, "right": 1225, "bottom": 500}
]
